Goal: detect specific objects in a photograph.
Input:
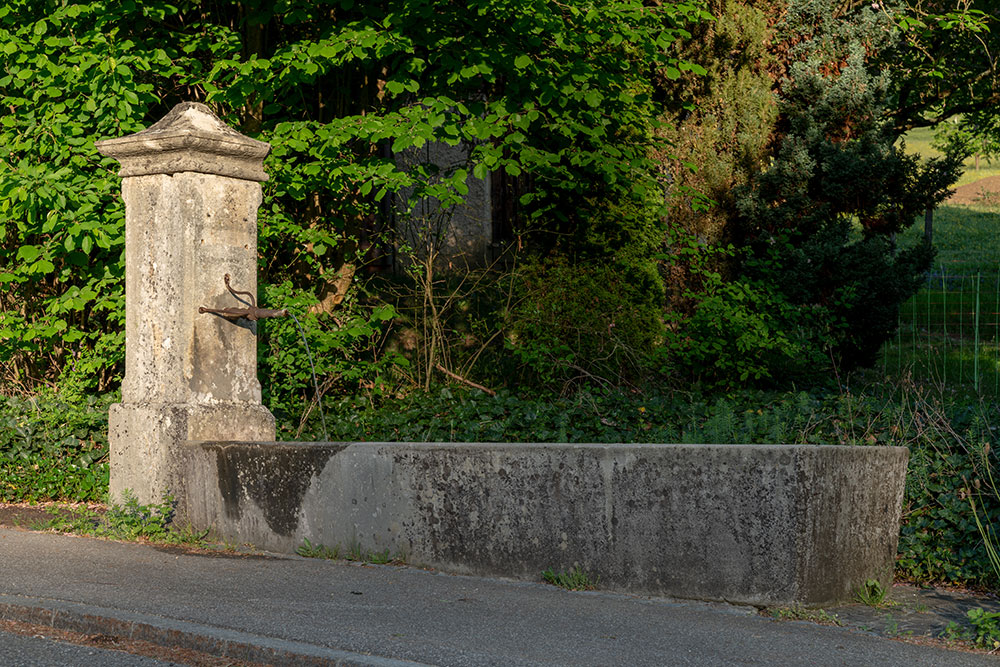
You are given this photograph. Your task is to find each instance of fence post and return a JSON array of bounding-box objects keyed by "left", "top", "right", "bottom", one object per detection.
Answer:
[{"left": 975, "top": 272, "right": 981, "bottom": 394}]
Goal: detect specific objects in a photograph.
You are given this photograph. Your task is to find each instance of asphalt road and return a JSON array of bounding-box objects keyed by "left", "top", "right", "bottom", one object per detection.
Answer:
[{"left": 0, "top": 527, "right": 995, "bottom": 666}]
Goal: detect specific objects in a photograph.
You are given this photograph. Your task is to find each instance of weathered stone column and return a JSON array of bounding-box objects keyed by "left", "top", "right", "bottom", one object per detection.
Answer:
[{"left": 96, "top": 102, "right": 276, "bottom": 505}]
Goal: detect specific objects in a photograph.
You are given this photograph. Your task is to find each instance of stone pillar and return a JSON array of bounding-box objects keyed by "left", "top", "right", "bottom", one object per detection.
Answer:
[
  {"left": 394, "top": 142, "right": 494, "bottom": 270},
  {"left": 96, "top": 102, "right": 276, "bottom": 505}
]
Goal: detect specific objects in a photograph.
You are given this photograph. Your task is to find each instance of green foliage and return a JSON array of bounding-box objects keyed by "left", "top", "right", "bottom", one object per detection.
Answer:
[
  {"left": 967, "top": 607, "right": 1000, "bottom": 649},
  {"left": 0, "top": 1, "right": 152, "bottom": 390},
  {"left": 306, "top": 380, "right": 942, "bottom": 448},
  {"left": 660, "top": 0, "right": 777, "bottom": 246},
  {"left": 659, "top": 240, "right": 815, "bottom": 387},
  {"left": 933, "top": 115, "right": 1000, "bottom": 171},
  {"left": 296, "top": 537, "right": 402, "bottom": 565},
  {"left": 259, "top": 281, "right": 404, "bottom": 438},
  {"left": 729, "top": 0, "right": 961, "bottom": 377},
  {"left": 541, "top": 566, "right": 599, "bottom": 591},
  {"left": 504, "top": 194, "right": 668, "bottom": 389},
  {"left": 896, "top": 405, "right": 1000, "bottom": 588},
  {"left": 0, "top": 0, "right": 709, "bottom": 397},
  {"left": 506, "top": 255, "right": 664, "bottom": 389},
  {"left": 98, "top": 490, "right": 173, "bottom": 541},
  {"left": 885, "top": 1, "right": 997, "bottom": 137},
  {"left": 0, "top": 390, "right": 110, "bottom": 502},
  {"left": 942, "top": 608, "right": 1000, "bottom": 650},
  {"left": 34, "top": 490, "right": 209, "bottom": 544},
  {"left": 651, "top": 0, "right": 969, "bottom": 389}
]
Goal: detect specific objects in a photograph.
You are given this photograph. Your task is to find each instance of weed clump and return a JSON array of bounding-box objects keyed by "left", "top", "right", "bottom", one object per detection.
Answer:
[{"left": 542, "top": 566, "right": 599, "bottom": 591}]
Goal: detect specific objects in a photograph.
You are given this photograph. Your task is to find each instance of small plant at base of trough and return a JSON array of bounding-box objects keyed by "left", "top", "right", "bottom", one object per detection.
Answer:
[
  {"left": 943, "top": 607, "right": 1000, "bottom": 650},
  {"left": 298, "top": 538, "right": 340, "bottom": 560},
  {"left": 541, "top": 566, "right": 599, "bottom": 591},
  {"left": 764, "top": 606, "right": 843, "bottom": 626},
  {"left": 969, "top": 607, "right": 1000, "bottom": 650},
  {"left": 31, "top": 490, "right": 209, "bottom": 546},
  {"left": 297, "top": 538, "right": 404, "bottom": 565},
  {"left": 854, "top": 578, "right": 897, "bottom": 608}
]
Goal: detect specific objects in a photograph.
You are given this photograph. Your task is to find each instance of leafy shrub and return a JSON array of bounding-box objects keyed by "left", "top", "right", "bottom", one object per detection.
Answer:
[
  {"left": 259, "top": 281, "right": 405, "bottom": 439},
  {"left": 660, "top": 274, "right": 816, "bottom": 388},
  {"left": 897, "top": 405, "right": 1000, "bottom": 588},
  {"left": 300, "top": 379, "right": 943, "bottom": 448},
  {"left": 0, "top": 391, "right": 110, "bottom": 502},
  {"left": 505, "top": 256, "right": 664, "bottom": 389},
  {"left": 505, "top": 197, "right": 668, "bottom": 390}
]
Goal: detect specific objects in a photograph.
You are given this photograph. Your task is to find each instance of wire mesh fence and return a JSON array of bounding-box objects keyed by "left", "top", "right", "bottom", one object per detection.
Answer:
[{"left": 881, "top": 266, "right": 1000, "bottom": 397}]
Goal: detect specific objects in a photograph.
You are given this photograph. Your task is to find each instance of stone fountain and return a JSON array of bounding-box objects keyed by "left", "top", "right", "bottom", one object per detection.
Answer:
[{"left": 96, "top": 103, "right": 910, "bottom": 607}]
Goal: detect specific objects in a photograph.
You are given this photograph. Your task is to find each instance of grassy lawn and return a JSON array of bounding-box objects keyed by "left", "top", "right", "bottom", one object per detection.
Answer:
[
  {"left": 881, "top": 269, "right": 1000, "bottom": 399},
  {"left": 883, "top": 127, "right": 1000, "bottom": 395},
  {"left": 899, "top": 126, "right": 1000, "bottom": 187},
  {"left": 897, "top": 204, "right": 1000, "bottom": 274}
]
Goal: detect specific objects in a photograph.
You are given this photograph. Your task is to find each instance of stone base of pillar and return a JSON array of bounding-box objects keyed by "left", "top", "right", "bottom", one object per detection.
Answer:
[{"left": 108, "top": 402, "right": 275, "bottom": 506}]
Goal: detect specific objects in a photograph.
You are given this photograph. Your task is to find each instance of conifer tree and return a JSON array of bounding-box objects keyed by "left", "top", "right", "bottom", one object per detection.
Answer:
[{"left": 733, "top": 0, "right": 962, "bottom": 372}]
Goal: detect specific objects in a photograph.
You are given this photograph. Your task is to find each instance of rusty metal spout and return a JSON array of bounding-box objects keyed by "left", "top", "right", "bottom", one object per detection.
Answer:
[{"left": 198, "top": 274, "right": 289, "bottom": 322}]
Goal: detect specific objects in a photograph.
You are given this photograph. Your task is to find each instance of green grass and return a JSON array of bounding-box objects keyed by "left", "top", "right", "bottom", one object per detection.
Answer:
[
  {"left": 33, "top": 491, "right": 210, "bottom": 546},
  {"left": 854, "top": 579, "right": 897, "bottom": 609},
  {"left": 881, "top": 272, "right": 1000, "bottom": 398},
  {"left": 541, "top": 566, "right": 600, "bottom": 591},
  {"left": 898, "top": 205, "right": 1000, "bottom": 274},
  {"left": 886, "top": 196, "right": 1000, "bottom": 398},
  {"left": 878, "top": 340, "right": 1000, "bottom": 402},
  {"left": 899, "top": 126, "right": 1000, "bottom": 187}
]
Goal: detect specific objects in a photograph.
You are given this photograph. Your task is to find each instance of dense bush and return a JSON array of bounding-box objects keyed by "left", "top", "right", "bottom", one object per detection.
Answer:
[
  {"left": 654, "top": 0, "right": 963, "bottom": 388},
  {"left": 737, "top": 0, "right": 960, "bottom": 374},
  {"left": 897, "top": 402, "right": 1000, "bottom": 588},
  {"left": 506, "top": 198, "right": 667, "bottom": 389},
  {"left": 0, "top": 391, "right": 110, "bottom": 502},
  {"left": 258, "top": 281, "right": 403, "bottom": 439},
  {"left": 506, "top": 257, "right": 664, "bottom": 388},
  {"left": 0, "top": 0, "right": 709, "bottom": 395}
]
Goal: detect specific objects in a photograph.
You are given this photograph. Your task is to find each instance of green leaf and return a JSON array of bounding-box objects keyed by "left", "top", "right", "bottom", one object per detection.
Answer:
[
  {"left": 584, "top": 91, "right": 603, "bottom": 107},
  {"left": 17, "top": 245, "right": 41, "bottom": 262}
]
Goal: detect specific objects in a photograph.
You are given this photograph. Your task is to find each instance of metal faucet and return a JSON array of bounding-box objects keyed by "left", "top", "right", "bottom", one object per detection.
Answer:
[{"left": 198, "top": 274, "right": 289, "bottom": 322}]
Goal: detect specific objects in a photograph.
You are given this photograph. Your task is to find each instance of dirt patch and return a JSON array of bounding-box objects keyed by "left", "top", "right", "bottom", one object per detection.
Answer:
[
  {"left": 949, "top": 175, "right": 1000, "bottom": 206},
  {"left": 830, "top": 582, "right": 1000, "bottom": 638},
  {"left": 151, "top": 542, "right": 284, "bottom": 560}
]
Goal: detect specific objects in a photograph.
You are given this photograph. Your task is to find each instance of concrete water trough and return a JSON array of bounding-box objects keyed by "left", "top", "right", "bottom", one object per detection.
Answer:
[
  {"left": 96, "top": 103, "right": 910, "bottom": 609},
  {"left": 177, "top": 440, "right": 908, "bottom": 607}
]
